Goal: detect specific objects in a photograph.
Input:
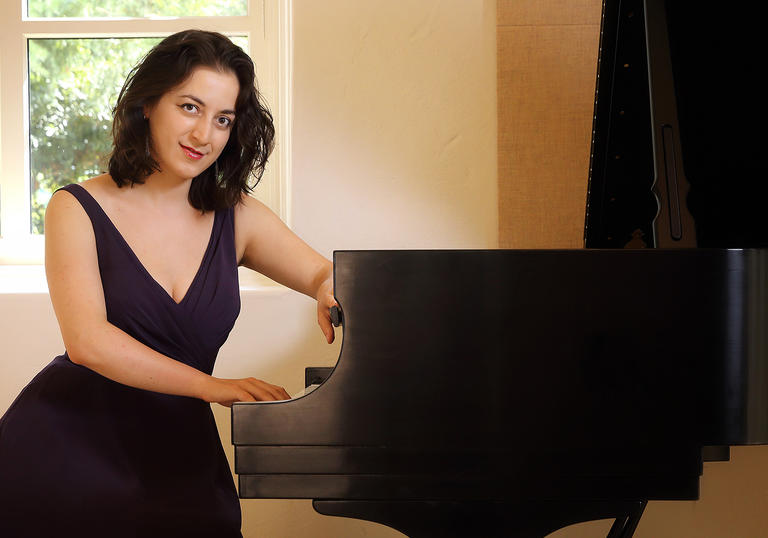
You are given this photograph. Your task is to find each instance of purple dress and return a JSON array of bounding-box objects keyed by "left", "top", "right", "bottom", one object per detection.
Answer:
[{"left": 0, "top": 183, "right": 242, "bottom": 537}]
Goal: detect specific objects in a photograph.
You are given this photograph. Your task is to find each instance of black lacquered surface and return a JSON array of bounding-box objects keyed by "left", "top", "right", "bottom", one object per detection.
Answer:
[
  {"left": 585, "top": 0, "right": 768, "bottom": 249},
  {"left": 233, "top": 0, "right": 768, "bottom": 533},
  {"left": 585, "top": 0, "right": 657, "bottom": 248},
  {"left": 234, "top": 249, "right": 768, "bottom": 501}
]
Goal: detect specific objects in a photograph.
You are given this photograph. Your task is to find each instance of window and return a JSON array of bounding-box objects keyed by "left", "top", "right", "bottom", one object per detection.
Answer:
[
  {"left": 0, "top": 0, "right": 291, "bottom": 276},
  {"left": 28, "top": 0, "right": 248, "bottom": 18}
]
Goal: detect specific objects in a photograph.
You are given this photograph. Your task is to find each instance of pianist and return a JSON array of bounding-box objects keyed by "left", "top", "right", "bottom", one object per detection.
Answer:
[{"left": 0, "top": 30, "right": 336, "bottom": 537}]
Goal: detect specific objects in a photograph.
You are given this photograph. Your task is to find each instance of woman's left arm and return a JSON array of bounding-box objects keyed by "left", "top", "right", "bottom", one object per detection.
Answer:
[{"left": 235, "top": 194, "right": 337, "bottom": 343}]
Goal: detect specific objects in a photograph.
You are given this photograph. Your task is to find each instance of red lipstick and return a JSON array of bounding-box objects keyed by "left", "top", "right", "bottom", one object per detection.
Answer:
[{"left": 180, "top": 144, "right": 204, "bottom": 160}]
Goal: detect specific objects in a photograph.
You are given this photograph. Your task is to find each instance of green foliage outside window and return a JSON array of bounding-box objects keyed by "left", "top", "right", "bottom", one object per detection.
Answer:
[
  {"left": 28, "top": 0, "right": 247, "bottom": 18},
  {"left": 29, "top": 38, "right": 162, "bottom": 234},
  {"left": 28, "top": 33, "right": 249, "bottom": 234}
]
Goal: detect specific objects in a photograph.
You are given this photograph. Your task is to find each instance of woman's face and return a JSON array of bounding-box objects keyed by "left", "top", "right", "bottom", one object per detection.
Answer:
[{"left": 144, "top": 66, "right": 239, "bottom": 182}]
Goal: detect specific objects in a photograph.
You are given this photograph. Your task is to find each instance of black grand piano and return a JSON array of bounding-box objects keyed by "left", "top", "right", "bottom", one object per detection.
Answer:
[{"left": 232, "top": 1, "right": 768, "bottom": 536}]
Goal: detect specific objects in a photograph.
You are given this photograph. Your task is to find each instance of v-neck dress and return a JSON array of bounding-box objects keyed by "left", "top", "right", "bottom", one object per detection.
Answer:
[{"left": 0, "top": 183, "right": 243, "bottom": 537}]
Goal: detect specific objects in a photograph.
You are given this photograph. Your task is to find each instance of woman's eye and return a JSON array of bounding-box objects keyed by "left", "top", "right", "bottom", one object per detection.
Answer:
[
  {"left": 181, "top": 103, "right": 198, "bottom": 113},
  {"left": 217, "top": 117, "right": 232, "bottom": 127}
]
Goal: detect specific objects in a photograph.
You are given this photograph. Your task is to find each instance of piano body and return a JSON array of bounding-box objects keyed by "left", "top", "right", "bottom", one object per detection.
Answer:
[{"left": 232, "top": 1, "right": 768, "bottom": 536}]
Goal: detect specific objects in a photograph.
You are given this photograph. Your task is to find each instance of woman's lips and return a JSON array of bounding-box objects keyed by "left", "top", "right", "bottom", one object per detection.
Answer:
[{"left": 180, "top": 144, "right": 204, "bottom": 160}]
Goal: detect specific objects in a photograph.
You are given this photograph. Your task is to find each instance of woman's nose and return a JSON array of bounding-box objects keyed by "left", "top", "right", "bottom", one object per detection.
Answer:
[{"left": 191, "top": 117, "right": 211, "bottom": 145}]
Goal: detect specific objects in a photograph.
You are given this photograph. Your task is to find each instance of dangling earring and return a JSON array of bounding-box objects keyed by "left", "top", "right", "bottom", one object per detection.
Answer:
[
  {"left": 143, "top": 113, "right": 150, "bottom": 158},
  {"left": 214, "top": 159, "right": 220, "bottom": 181}
]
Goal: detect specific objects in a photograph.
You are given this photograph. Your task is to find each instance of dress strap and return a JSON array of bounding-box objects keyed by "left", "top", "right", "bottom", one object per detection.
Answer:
[
  {"left": 51, "top": 183, "right": 122, "bottom": 265},
  {"left": 53, "top": 183, "right": 105, "bottom": 229}
]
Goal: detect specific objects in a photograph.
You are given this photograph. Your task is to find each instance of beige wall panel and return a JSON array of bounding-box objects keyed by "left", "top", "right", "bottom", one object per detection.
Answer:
[
  {"left": 292, "top": 0, "right": 498, "bottom": 253},
  {"left": 497, "top": 0, "right": 602, "bottom": 27},
  {"left": 545, "top": 446, "right": 768, "bottom": 537},
  {"left": 498, "top": 24, "right": 599, "bottom": 248},
  {"left": 637, "top": 446, "right": 768, "bottom": 537},
  {"left": 497, "top": 1, "right": 768, "bottom": 536}
]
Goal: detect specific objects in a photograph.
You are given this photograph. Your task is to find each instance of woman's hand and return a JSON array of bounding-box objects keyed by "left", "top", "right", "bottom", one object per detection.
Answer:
[
  {"left": 316, "top": 276, "right": 337, "bottom": 344},
  {"left": 202, "top": 377, "right": 290, "bottom": 408}
]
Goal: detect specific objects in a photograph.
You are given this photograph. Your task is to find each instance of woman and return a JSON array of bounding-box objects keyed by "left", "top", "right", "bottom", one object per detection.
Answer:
[{"left": 0, "top": 30, "right": 336, "bottom": 536}]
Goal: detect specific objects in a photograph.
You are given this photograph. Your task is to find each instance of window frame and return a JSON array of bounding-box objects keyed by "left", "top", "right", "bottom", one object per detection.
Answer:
[{"left": 0, "top": 0, "right": 292, "bottom": 289}]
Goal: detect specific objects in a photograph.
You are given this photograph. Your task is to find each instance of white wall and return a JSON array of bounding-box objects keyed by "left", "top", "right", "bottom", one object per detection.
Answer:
[
  {"left": 290, "top": 1, "right": 497, "bottom": 255},
  {"left": 0, "top": 1, "right": 497, "bottom": 536}
]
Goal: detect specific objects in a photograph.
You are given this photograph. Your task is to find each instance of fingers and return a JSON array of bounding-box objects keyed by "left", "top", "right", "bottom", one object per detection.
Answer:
[
  {"left": 313, "top": 277, "right": 338, "bottom": 344},
  {"left": 219, "top": 388, "right": 255, "bottom": 408},
  {"left": 318, "top": 313, "right": 335, "bottom": 344},
  {"left": 209, "top": 377, "right": 289, "bottom": 407},
  {"left": 242, "top": 377, "right": 290, "bottom": 401},
  {"left": 255, "top": 378, "right": 290, "bottom": 400},
  {"left": 237, "top": 389, "right": 257, "bottom": 403},
  {"left": 317, "top": 299, "right": 337, "bottom": 344},
  {"left": 273, "top": 384, "right": 291, "bottom": 400}
]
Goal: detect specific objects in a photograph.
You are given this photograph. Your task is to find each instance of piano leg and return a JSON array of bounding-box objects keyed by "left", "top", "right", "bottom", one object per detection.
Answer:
[
  {"left": 606, "top": 501, "right": 646, "bottom": 538},
  {"left": 313, "top": 499, "right": 649, "bottom": 538}
]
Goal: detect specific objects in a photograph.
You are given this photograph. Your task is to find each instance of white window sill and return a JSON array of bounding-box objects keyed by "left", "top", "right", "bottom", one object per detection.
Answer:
[
  {"left": 0, "top": 265, "right": 48, "bottom": 293},
  {"left": 0, "top": 265, "right": 286, "bottom": 295}
]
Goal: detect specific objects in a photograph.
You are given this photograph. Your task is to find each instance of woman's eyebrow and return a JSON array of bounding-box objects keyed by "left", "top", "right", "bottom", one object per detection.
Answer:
[{"left": 179, "top": 94, "right": 236, "bottom": 115}]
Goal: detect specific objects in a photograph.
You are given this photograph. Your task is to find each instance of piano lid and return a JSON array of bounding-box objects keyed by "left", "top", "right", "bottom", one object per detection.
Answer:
[{"left": 584, "top": 0, "right": 767, "bottom": 249}]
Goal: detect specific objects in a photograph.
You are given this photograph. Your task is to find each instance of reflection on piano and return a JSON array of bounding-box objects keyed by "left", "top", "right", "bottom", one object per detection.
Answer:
[{"left": 232, "top": 1, "right": 768, "bottom": 536}]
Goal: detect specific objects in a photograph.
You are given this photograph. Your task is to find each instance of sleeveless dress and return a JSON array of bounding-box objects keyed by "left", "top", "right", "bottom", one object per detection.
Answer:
[{"left": 0, "top": 183, "right": 243, "bottom": 537}]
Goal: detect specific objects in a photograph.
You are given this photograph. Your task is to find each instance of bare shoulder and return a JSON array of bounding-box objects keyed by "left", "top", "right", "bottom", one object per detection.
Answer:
[
  {"left": 45, "top": 180, "right": 102, "bottom": 289},
  {"left": 78, "top": 173, "right": 121, "bottom": 203},
  {"left": 46, "top": 174, "right": 112, "bottom": 214},
  {"left": 46, "top": 183, "right": 89, "bottom": 230},
  {"left": 233, "top": 192, "right": 288, "bottom": 268},
  {"left": 234, "top": 192, "right": 266, "bottom": 264},
  {"left": 234, "top": 191, "right": 271, "bottom": 216},
  {"left": 233, "top": 192, "right": 280, "bottom": 231},
  {"left": 44, "top": 178, "right": 102, "bottom": 274}
]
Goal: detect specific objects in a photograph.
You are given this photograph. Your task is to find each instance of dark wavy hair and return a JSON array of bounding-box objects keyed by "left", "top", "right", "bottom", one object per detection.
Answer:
[{"left": 108, "top": 29, "right": 275, "bottom": 211}]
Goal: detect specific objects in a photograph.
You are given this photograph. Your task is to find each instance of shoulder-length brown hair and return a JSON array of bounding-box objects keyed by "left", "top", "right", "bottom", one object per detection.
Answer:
[{"left": 108, "top": 30, "right": 275, "bottom": 211}]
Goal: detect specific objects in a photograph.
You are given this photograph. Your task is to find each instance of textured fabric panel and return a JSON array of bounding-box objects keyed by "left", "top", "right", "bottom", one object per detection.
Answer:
[{"left": 497, "top": 1, "right": 601, "bottom": 248}]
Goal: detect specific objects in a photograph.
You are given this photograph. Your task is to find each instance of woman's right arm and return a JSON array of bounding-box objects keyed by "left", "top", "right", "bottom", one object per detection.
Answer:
[{"left": 44, "top": 189, "right": 289, "bottom": 406}]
